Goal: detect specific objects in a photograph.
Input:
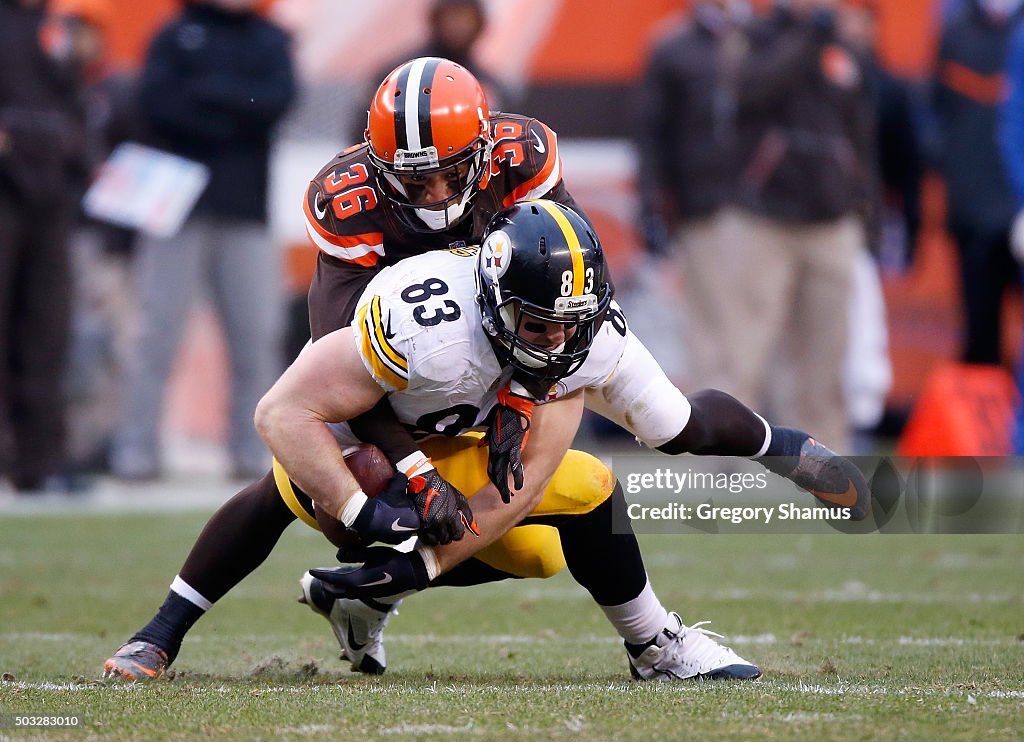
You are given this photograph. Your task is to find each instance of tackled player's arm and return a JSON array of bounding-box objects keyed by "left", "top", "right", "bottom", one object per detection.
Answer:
[
  {"left": 254, "top": 327, "right": 384, "bottom": 521},
  {"left": 430, "top": 390, "right": 585, "bottom": 574}
]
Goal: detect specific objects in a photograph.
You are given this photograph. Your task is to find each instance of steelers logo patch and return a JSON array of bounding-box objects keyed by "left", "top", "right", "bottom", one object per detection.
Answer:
[{"left": 481, "top": 229, "right": 512, "bottom": 279}]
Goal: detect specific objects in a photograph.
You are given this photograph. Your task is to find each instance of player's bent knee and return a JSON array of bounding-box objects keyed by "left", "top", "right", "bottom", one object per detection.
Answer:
[
  {"left": 475, "top": 524, "right": 566, "bottom": 579},
  {"left": 532, "top": 449, "right": 615, "bottom": 517}
]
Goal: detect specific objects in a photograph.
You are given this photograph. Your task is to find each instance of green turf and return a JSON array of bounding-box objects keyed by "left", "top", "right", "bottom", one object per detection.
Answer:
[{"left": 1, "top": 512, "right": 1022, "bottom": 740}]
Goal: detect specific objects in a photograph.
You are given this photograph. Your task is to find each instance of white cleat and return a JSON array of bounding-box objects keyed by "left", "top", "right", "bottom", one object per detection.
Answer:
[
  {"left": 298, "top": 571, "right": 398, "bottom": 675},
  {"left": 626, "top": 612, "right": 762, "bottom": 681}
]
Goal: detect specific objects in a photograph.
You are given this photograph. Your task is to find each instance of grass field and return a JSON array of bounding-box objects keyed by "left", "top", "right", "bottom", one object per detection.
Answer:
[{"left": 1, "top": 509, "right": 1022, "bottom": 740}]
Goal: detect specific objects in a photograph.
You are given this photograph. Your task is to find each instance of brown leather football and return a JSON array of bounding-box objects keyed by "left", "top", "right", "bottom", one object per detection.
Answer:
[{"left": 315, "top": 443, "right": 395, "bottom": 548}]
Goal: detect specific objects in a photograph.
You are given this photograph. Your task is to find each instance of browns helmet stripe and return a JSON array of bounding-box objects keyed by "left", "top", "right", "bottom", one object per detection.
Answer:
[{"left": 392, "top": 57, "right": 441, "bottom": 152}]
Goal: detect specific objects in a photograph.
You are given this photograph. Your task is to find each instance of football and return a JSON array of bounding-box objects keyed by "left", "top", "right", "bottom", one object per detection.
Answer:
[{"left": 316, "top": 443, "right": 395, "bottom": 548}]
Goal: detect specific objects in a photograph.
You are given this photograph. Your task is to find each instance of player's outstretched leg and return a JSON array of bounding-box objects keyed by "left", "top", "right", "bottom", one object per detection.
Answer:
[
  {"left": 102, "top": 471, "right": 296, "bottom": 680},
  {"left": 299, "top": 572, "right": 398, "bottom": 675}
]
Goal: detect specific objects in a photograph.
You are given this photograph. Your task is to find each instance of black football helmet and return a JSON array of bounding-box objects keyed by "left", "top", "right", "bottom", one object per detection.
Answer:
[{"left": 476, "top": 200, "right": 612, "bottom": 384}]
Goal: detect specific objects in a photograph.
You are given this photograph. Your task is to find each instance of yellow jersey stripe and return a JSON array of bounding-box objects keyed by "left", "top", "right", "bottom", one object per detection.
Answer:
[
  {"left": 357, "top": 304, "right": 409, "bottom": 390},
  {"left": 369, "top": 296, "right": 408, "bottom": 371},
  {"left": 537, "top": 200, "right": 585, "bottom": 296}
]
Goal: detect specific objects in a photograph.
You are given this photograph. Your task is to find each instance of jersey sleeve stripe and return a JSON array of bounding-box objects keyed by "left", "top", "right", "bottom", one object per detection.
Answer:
[
  {"left": 305, "top": 223, "right": 383, "bottom": 266},
  {"left": 368, "top": 296, "right": 408, "bottom": 372},
  {"left": 504, "top": 123, "right": 563, "bottom": 206},
  {"left": 303, "top": 198, "right": 385, "bottom": 265},
  {"left": 356, "top": 301, "right": 408, "bottom": 391},
  {"left": 536, "top": 200, "right": 585, "bottom": 295}
]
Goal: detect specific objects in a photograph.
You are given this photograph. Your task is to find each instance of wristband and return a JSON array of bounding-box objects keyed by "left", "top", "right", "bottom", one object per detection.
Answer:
[
  {"left": 415, "top": 544, "right": 440, "bottom": 581},
  {"left": 397, "top": 450, "right": 434, "bottom": 477},
  {"left": 338, "top": 490, "right": 369, "bottom": 527}
]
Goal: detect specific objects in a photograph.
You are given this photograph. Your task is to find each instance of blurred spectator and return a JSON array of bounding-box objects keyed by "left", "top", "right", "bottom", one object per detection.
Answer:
[
  {"left": 0, "top": 0, "right": 87, "bottom": 492},
  {"left": 685, "top": 0, "right": 874, "bottom": 453},
  {"left": 110, "top": 0, "right": 296, "bottom": 481},
  {"left": 998, "top": 10, "right": 1024, "bottom": 453},
  {"left": 44, "top": 0, "right": 145, "bottom": 477},
  {"left": 933, "top": 0, "right": 1023, "bottom": 366},
  {"left": 633, "top": 0, "right": 751, "bottom": 374},
  {"left": 839, "top": 0, "right": 925, "bottom": 269},
  {"left": 349, "top": 0, "right": 508, "bottom": 143}
]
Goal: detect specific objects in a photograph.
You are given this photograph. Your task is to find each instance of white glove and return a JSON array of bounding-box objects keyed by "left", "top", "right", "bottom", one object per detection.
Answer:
[{"left": 1011, "top": 209, "right": 1024, "bottom": 265}]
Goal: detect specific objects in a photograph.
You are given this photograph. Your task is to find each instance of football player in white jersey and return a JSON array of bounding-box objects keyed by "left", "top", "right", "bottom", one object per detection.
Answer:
[
  {"left": 258, "top": 199, "right": 764, "bottom": 681},
  {"left": 103, "top": 201, "right": 866, "bottom": 681},
  {"left": 104, "top": 201, "right": 773, "bottom": 681}
]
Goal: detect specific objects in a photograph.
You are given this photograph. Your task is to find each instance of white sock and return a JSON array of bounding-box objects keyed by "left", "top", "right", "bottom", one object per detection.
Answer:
[{"left": 599, "top": 579, "right": 669, "bottom": 645}]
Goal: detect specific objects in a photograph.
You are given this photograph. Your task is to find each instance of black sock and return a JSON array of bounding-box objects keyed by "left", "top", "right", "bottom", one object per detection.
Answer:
[
  {"left": 132, "top": 590, "right": 206, "bottom": 664},
  {"left": 762, "top": 426, "right": 810, "bottom": 478}
]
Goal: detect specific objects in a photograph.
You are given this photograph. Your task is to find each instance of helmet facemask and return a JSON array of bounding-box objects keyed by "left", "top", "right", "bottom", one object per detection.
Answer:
[
  {"left": 485, "top": 292, "right": 610, "bottom": 383},
  {"left": 368, "top": 136, "right": 491, "bottom": 233}
]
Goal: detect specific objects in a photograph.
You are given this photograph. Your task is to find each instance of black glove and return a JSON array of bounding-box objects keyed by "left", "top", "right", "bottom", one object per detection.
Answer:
[
  {"left": 481, "top": 385, "right": 534, "bottom": 503},
  {"left": 349, "top": 472, "right": 421, "bottom": 544},
  {"left": 408, "top": 467, "right": 479, "bottom": 546},
  {"left": 311, "top": 546, "right": 431, "bottom": 600}
]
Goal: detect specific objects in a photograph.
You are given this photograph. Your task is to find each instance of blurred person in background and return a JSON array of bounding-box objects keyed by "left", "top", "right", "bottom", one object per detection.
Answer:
[
  {"left": 634, "top": 0, "right": 752, "bottom": 385},
  {"left": 0, "top": 0, "right": 87, "bottom": 493},
  {"left": 838, "top": 0, "right": 924, "bottom": 271},
  {"left": 690, "top": 0, "right": 874, "bottom": 453},
  {"left": 110, "top": 0, "right": 296, "bottom": 481},
  {"left": 998, "top": 6, "right": 1024, "bottom": 453},
  {"left": 347, "top": 0, "right": 509, "bottom": 145},
  {"left": 46, "top": 0, "right": 146, "bottom": 480},
  {"left": 933, "top": 0, "right": 1023, "bottom": 366}
]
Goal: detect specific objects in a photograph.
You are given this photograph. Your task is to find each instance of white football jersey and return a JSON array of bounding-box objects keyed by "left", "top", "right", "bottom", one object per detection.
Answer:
[{"left": 328, "top": 247, "right": 629, "bottom": 447}]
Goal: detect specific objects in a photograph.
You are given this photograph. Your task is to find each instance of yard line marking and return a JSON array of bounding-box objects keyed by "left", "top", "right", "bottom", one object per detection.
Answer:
[
  {"left": 6, "top": 679, "right": 1022, "bottom": 701},
  {"left": 4, "top": 633, "right": 1023, "bottom": 648}
]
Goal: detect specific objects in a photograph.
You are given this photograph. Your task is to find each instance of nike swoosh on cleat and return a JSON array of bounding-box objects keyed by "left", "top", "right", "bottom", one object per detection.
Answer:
[
  {"left": 106, "top": 659, "right": 158, "bottom": 679},
  {"left": 390, "top": 518, "right": 417, "bottom": 532},
  {"left": 810, "top": 478, "right": 860, "bottom": 509},
  {"left": 360, "top": 572, "right": 393, "bottom": 587}
]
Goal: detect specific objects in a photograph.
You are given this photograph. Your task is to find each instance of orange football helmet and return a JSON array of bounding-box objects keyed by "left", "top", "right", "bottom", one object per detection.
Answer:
[{"left": 365, "top": 57, "right": 492, "bottom": 232}]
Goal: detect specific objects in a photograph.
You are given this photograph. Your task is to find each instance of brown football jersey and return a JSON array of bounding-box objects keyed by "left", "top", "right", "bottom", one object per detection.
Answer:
[{"left": 303, "top": 113, "right": 588, "bottom": 339}]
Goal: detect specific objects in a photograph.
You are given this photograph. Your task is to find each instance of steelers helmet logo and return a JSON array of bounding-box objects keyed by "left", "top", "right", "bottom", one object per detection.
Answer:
[{"left": 481, "top": 229, "right": 512, "bottom": 280}]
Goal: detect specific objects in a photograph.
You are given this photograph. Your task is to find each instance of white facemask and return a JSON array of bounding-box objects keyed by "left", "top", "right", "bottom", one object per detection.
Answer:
[{"left": 414, "top": 193, "right": 472, "bottom": 230}]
